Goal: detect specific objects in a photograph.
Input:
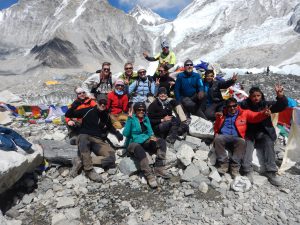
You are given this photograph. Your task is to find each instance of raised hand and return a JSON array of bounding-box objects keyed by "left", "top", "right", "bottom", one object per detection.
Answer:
[
  {"left": 155, "top": 78, "right": 160, "bottom": 86},
  {"left": 275, "top": 83, "right": 284, "bottom": 98},
  {"left": 143, "top": 52, "right": 148, "bottom": 58},
  {"left": 163, "top": 115, "right": 172, "bottom": 122},
  {"left": 263, "top": 105, "right": 272, "bottom": 116},
  {"left": 232, "top": 73, "right": 238, "bottom": 82},
  {"left": 67, "top": 121, "right": 76, "bottom": 126},
  {"left": 124, "top": 77, "right": 129, "bottom": 85},
  {"left": 215, "top": 112, "right": 223, "bottom": 118}
]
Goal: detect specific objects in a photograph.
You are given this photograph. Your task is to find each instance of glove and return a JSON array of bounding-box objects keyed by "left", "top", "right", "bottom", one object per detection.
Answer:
[
  {"left": 115, "top": 131, "right": 124, "bottom": 142},
  {"left": 71, "top": 100, "right": 81, "bottom": 109}
]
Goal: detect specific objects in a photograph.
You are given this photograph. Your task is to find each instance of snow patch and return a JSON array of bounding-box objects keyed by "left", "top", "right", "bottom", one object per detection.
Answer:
[
  {"left": 70, "top": 0, "right": 89, "bottom": 24},
  {"left": 54, "top": 0, "right": 69, "bottom": 17}
]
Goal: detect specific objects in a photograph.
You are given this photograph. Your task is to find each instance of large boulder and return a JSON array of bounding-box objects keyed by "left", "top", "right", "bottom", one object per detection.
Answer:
[
  {"left": 189, "top": 115, "right": 214, "bottom": 139},
  {"left": 0, "top": 144, "right": 43, "bottom": 194},
  {"left": 176, "top": 143, "right": 195, "bottom": 166}
]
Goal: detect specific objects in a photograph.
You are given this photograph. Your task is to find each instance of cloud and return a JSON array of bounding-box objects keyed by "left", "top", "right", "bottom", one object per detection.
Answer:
[{"left": 119, "top": 0, "right": 192, "bottom": 11}]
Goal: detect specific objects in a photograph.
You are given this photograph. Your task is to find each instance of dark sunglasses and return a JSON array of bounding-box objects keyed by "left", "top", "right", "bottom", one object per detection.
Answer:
[
  {"left": 116, "top": 84, "right": 124, "bottom": 87},
  {"left": 103, "top": 68, "right": 110, "bottom": 72},
  {"left": 77, "top": 92, "right": 86, "bottom": 95},
  {"left": 125, "top": 67, "right": 133, "bottom": 70},
  {"left": 227, "top": 104, "right": 238, "bottom": 108},
  {"left": 138, "top": 71, "right": 146, "bottom": 75},
  {"left": 185, "top": 64, "right": 193, "bottom": 67},
  {"left": 158, "top": 70, "right": 165, "bottom": 73},
  {"left": 137, "top": 108, "right": 145, "bottom": 112},
  {"left": 98, "top": 101, "right": 107, "bottom": 105}
]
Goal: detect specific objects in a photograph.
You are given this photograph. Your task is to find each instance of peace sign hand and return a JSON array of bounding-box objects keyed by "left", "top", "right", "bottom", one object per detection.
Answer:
[
  {"left": 155, "top": 78, "right": 160, "bottom": 86},
  {"left": 275, "top": 83, "right": 284, "bottom": 98}
]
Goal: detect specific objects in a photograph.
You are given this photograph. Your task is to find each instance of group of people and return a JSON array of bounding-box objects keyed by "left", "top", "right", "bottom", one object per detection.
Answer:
[{"left": 65, "top": 40, "right": 288, "bottom": 188}]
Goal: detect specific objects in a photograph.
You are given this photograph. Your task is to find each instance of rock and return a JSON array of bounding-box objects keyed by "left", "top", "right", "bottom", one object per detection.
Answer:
[
  {"left": 142, "top": 209, "right": 152, "bottom": 221},
  {"left": 190, "top": 174, "right": 210, "bottom": 188},
  {"left": 223, "top": 207, "right": 234, "bottom": 217},
  {"left": 184, "top": 189, "right": 194, "bottom": 196},
  {"left": 64, "top": 208, "right": 81, "bottom": 220},
  {"left": 199, "top": 182, "right": 209, "bottom": 193},
  {"left": 52, "top": 132, "right": 66, "bottom": 141},
  {"left": 189, "top": 115, "right": 214, "bottom": 139},
  {"left": 119, "top": 157, "right": 138, "bottom": 175},
  {"left": 165, "top": 149, "right": 177, "bottom": 166},
  {"left": 51, "top": 213, "right": 67, "bottom": 225},
  {"left": 121, "top": 201, "right": 135, "bottom": 212},
  {"left": 193, "top": 159, "right": 210, "bottom": 175},
  {"left": 56, "top": 197, "right": 75, "bottom": 209},
  {"left": 252, "top": 174, "right": 268, "bottom": 186},
  {"left": 209, "top": 170, "right": 222, "bottom": 183},
  {"left": 94, "top": 167, "right": 105, "bottom": 174},
  {"left": 181, "top": 163, "right": 200, "bottom": 182},
  {"left": 0, "top": 211, "right": 7, "bottom": 225},
  {"left": 230, "top": 176, "right": 251, "bottom": 192},
  {"left": 5, "top": 208, "right": 20, "bottom": 218},
  {"left": 6, "top": 220, "right": 22, "bottom": 225},
  {"left": 278, "top": 211, "right": 287, "bottom": 221},
  {"left": 207, "top": 148, "right": 217, "bottom": 166},
  {"left": 176, "top": 144, "right": 195, "bottom": 166},
  {"left": 0, "top": 145, "right": 43, "bottom": 194},
  {"left": 22, "top": 193, "right": 34, "bottom": 205},
  {"left": 194, "top": 149, "right": 209, "bottom": 162}
]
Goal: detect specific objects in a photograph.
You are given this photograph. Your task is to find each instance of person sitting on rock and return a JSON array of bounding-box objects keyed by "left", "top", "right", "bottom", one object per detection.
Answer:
[
  {"left": 143, "top": 40, "right": 176, "bottom": 75},
  {"left": 203, "top": 70, "right": 238, "bottom": 121},
  {"left": 240, "top": 85, "right": 288, "bottom": 186},
  {"left": 148, "top": 87, "right": 188, "bottom": 144},
  {"left": 65, "top": 94, "right": 123, "bottom": 182},
  {"left": 123, "top": 102, "right": 170, "bottom": 188},
  {"left": 65, "top": 87, "right": 97, "bottom": 145},
  {"left": 214, "top": 98, "right": 271, "bottom": 178},
  {"left": 119, "top": 62, "right": 138, "bottom": 93},
  {"left": 153, "top": 65, "right": 176, "bottom": 97},
  {"left": 82, "top": 62, "right": 113, "bottom": 100},
  {"left": 128, "top": 66, "right": 158, "bottom": 106},
  {"left": 174, "top": 59, "right": 206, "bottom": 119},
  {"left": 107, "top": 79, "right": 128, "bottom": 129}
]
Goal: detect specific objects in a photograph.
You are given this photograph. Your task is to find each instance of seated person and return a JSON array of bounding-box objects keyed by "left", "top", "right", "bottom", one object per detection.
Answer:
[
  {"left": 214, "top": 98, "right": 271, "bottom": 178},
  {"left": 119, "top": 62, "right": 138, "bottom": 93},
  {"left": 123, "top": 102, "right": 170, "bottom": 188},
  {"left": 148, "top": 87, "right": 188, "bottom": 144},
  {"left": 174, "top": 59, "right": 206, "bottom": 119},
  {"left": 107, "top": 79, "right": 128, "bottom": 129},
  {"left": 153, "top": 65, "right": 176, "bottom": 97},
  {"left": 65, "top": 94, "right": 123, "bottom": 182},
  {"left": 240, "top": 85, "right": 288, "bottom": 186},
  {"left": 65, "top": 87, "right": 97, "bottom": 145},
  {"left": 203, "top": 70, "right": 237, "bottom": 121}
]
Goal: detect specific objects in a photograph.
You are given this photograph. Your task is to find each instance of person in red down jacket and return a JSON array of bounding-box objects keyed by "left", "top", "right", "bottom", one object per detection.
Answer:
[{"left": 107, "top": 79, "right": 129, "bottom": 129}]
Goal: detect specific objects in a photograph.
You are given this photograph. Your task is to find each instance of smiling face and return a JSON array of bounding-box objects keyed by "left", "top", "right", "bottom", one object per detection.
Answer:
[
  {"left": 101, "top": 64, "right": 110, "bottom": 78},
  {"left": 76, "top": 91, "right": 86, "bottom": 100},
  {"left": 250, "top": 91, "right": 262, "bottom": 104},
  {"left": 138, "top": 70, "right": 146, "bottom": 79},
  {"left": 135, "top": 108, "right": 145, "bottom": 119},
  {"left": 184, "top": 63, "right": 193, "bottom": 73},
  {"left": 158, "top": 66, "right": 167, "bottom": 77},
  {"left": 124, "top": 63, "right": 133, "bottom": 76},
  {"left": 227, "top": 102, "right": 238, "bottom": 115},
  {"left": 205, "top": 72, "right": 214, "bottom": 83},
  {"left": 97, "top": 99, "right": 107, "bottom": 111}
]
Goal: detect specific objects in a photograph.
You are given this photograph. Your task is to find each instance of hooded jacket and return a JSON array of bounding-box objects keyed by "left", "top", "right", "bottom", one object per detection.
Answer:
[
  {"left": 148, "top": 98, "right": 177, "bottom": 126},
  {"left": 107, "top": 91, "right": 128, "bottom": 115}
]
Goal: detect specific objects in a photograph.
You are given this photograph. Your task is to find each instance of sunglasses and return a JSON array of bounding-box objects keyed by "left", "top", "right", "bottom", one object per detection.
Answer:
[
  {"left": 116, "top": 84, "right": 124, "bottom": 87},
  {"left": 98, "top": 101, "right": 107, "bottom": 106},
  {"left": 125, "top": 67, "right": 133, "bottom": 70},
  {"left": 185, "top": 64, "right": 193, "bottom": 67},
  {"left": 77, "top": 92, "right": 86, "bottom": 95},
  {"left": 227, "top": 104, "right": 238, "bottom": 108},
  {"left": 137, "top": 108, "right": 145, "bottom": 112},
  {"left": 103, "top": 68, "right": 110, "bottom": 72},
  {"left": 138, "top": 71, "right": 146, "bottom": 75},
  {"left": 158, "top": 70, "right": 165, "bottom": 73}
]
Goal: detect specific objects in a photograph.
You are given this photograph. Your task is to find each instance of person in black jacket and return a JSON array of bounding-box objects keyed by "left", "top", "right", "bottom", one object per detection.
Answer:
[
  {"left": 65, "top": 94, "right": 123, "bottom": 182},
  {"left": 153, "top": 65, "right": 176, "bottom": 97},
  {"left": 148, "top": 87, "right": 188, "bottom": 144},
  {"left": 240, "top": 85, "right": 288, "bottom": 186},
  {"left": 203, "top": 70, "right": 237, "bottom": 121}
]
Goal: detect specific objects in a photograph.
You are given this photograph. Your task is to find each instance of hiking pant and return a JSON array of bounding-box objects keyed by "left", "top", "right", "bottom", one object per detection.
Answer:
[
  {"left": 110, "top": 113, "right": 128, "bottom": 129},
  {"left": 78, "top": 134, "right": 116, "bottom": 171},
  {"left": 214, "top": 134, "right": 245, "bottom": 168},
  {"left": 204, "top": 102, "right": 224, "bottom": 122},
  {"left": 181, "top": 94, "right": 207, "bottom": 119},
  {"left": 127, "top": 138, "right": 167, "bottom": 172},
  {"left": 242, "top": 134, "right": 277, "bottom": 173}
]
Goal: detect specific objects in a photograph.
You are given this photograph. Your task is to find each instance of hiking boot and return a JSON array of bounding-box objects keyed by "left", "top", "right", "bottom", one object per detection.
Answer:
[
  {"left": 145, "top": 173, "right": 158, "bottom": 188},
  {"left": 217, "top": 163, "right": 229, "bottom": 175},
  {"left": 154, "top": 166, "right": 171, "bottom": 179},
  {"left": 85, "top": 169, "right": 103, "bottom": 182},
  {"left": 166, "top": 135, "right": 177, "bottom": 144},
  {"left": 230, "top": 166, "right": 240, "bottom": 178},
  {"left": 265, "top": 172, "right": 282, "bottom": 186},
  {"left": 244, "top": 171, "right": 254, "bottom": 184},
  {"left": 70, "top": 157, "right": 82, "bottom": 178}
]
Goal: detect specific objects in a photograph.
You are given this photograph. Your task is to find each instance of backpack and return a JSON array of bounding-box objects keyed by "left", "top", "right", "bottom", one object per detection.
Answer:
[
  {"left": 131, "top": 75, "right": 154, "bottom": 97},
  {"left": 90, "top": 76, "right": 112, "bottom": 98}
]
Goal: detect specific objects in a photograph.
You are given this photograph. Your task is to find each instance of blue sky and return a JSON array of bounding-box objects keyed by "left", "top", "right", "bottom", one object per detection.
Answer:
[{"left": 0, "top": 0, "right": 192, "bottom": 20}]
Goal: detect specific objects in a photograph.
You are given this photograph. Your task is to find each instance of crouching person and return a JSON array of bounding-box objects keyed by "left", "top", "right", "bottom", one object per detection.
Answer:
[
  {"left": 148, "top": 87, "right": 188, "bottom": 144},
  {"left": 123, "top": 102, "right": 170, "bottom": 188},
  {"left": 65, "top": 95, "right": 123, "bottom": 182},
  {"left": 213, "top": 98, "right": 271, "bottom": 178}
]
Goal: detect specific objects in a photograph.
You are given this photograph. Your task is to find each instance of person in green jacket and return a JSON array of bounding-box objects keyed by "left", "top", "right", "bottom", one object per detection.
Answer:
[
  {"left": 123, "top": 102, "right": 170, "bottom": 188},
  {"left": 143, "top": 40, "right": 176, "bottom": 75}
]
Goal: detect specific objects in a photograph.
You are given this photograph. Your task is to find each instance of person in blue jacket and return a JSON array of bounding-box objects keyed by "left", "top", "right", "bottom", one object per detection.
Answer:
[
  {"left": 174, "top": 59, "right": 206, "bottom": 119},
  {"left": 123, "top": 102, "right": 169, "bottom": 188}
]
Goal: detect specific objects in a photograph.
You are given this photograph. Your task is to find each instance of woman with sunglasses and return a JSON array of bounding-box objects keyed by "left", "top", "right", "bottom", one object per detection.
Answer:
[
  {"left": 65, "top": 87, "right": 97, "bottom": 145},
  {"left": 123, "top": 102, "right": 170, "bottom": 188}
]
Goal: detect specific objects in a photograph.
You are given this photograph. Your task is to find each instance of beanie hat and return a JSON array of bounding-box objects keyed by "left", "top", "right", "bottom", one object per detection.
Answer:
[
  {"left": 157, "top": 87, "right": 167, "bottom": 95},
  {"left": 75, "top": 87, "right": 85, "bottom": 94},
  {"left": 96, "top": 93, "right": 107, "bottom": 103},
  {"left": 184, "top": 59, "right": 193, "bottom": 66},
  {"left": 133, "top": 102, "right": 146, "bottom": 112},
  {"left": 161, "top": 40, "right": 169, "bottom": 48},
  {"left": 115, "top": 79, "right": 125, "bottom": 86},
  {"left": 137, "top": 65, "right": 146, "bottom": 73}
]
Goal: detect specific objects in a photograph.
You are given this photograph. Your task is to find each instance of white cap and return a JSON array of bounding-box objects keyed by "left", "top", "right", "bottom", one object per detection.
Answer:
[
  {"left": 137, "top": 65, "right": 146, "bottom": 72},
  {"left": 75, "top": 87, "right": 85, "bottom": 93}
]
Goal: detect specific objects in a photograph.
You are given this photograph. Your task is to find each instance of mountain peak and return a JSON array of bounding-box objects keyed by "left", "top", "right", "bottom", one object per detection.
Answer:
[{"left": 129, "top": 5, "right": 168, "bottom": 26}]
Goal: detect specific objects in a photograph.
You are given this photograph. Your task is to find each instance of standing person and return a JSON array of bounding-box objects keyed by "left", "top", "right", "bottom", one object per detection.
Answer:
[
  {"left": 240, "top": 85, "right": 288, "bottom": 186},
  {"left": 143, "top": 40, "right": 176, "bottom": 74},
  {"left": 82, "top": 62, "right": 113, "bottom": 100},
  {"left": 123, "top": 102, "right": 170, "bottom": 188},
  {"left": 148, "top": 87, "right": 188, "bottom": 144},
  {"left": 107, "top": 79, "right": 129, "bottom": 129},
  {"left": 65, "top": 95, "right": 123, "bottom": 182},
  {"left": 214, "top": 98, "right": 271, "bottom": 178},
  {"left": 65, "top": 87, "right": 97, "bottom": 145},
  {"left": 153, "top": 65, "right": 176, "bottom": 97},
  {"left": 203, "top": 70, "right": 237, "bottom": 121},
  {"left": 174, "top": 59, "right": 206, "bottom": 119},
  {"left": 128, "top": 66, "right": 158, "bottom": 105}
]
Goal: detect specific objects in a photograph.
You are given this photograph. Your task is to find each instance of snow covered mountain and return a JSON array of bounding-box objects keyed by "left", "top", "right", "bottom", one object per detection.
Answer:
[
  {"left": 0, "top": 0, "right": 151, "bottom": 75},
  {"left": 129, "top": 5, "right": 168, "bottom": 26}
]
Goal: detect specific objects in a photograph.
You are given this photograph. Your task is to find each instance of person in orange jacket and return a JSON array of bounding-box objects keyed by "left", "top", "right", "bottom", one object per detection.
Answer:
[
  {"left": 213, "top": 97, "right": 271, "bottom": 178},
  {"left": 66, "top": 87, "right": 97, "bottom": 145}
]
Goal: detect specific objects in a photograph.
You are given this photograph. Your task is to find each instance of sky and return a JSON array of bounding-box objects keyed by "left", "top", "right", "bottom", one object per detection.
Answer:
[{"left": 0, "top": 0, "right": 193, "bottom": 20}]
